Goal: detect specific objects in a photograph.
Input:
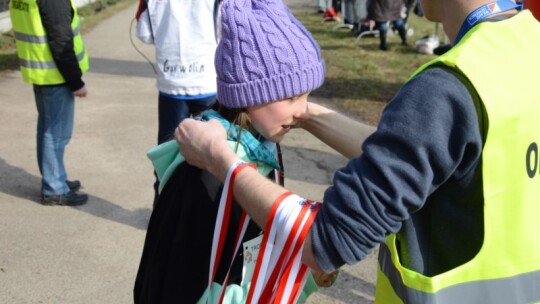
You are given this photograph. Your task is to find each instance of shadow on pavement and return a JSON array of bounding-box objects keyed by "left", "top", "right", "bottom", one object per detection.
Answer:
[
  {"left": 88, "top": 57, "right": 157, "bottom": 78},
  {"left": 80, "top": 197, "right": 152, "bottom": 230},
  {"left": 281, "top": 145, "right": 348, "bottom": 185},
  {"left": 0, "top": 158, "right": 41, "bottom": 202},
  {"left": 0, "top": 158, "right": 151, "bottom": 230},
  {"left": 317, "top": 269, "right": 376, "bottom": 303}
]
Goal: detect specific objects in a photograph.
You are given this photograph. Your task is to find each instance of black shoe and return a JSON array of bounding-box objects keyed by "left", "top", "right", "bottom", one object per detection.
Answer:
[
  {"left": 379, "top": 30, "right": 388, "bottom": 51},
  {"left": 66, "top": 180, "right": 81, "bottom": 192},
  {"left": 42, "top": 191, "right": 88, "bottom": 206},
  {"left": 351, "top": 22, "right": 359, "bottom": 34},
  {"left": 398, "top": 28, "right": 408, "bottom": 46},
  {"left": 433, "top": 44, "right": 452, "bottom": 55}
]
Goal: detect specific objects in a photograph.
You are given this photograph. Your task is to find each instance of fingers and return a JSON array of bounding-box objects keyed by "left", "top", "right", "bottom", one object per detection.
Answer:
[
  {"left": 174, "top": 118, "right": 224, "bottom": 168},
  {"left": 175, "top": 118, "right": 242, "bottom": 181},
  {"left": 73, "top": 86, "right": 88, "bottom": 97},
  {"left": 312, "top": 269, "right": 339, "bottom": 288}
]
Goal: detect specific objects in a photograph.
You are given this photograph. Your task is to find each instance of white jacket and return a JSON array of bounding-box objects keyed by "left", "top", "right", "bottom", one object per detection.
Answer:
[{"left": 136, "top": 0, "right": 218, "bottom": 96}]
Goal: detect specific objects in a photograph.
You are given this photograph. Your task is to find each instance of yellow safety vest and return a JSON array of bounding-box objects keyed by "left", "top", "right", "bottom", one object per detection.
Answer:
[
  {"left": 9, "top": 0, "right": 89, "bottom": 85},
  {"left": 375, "top": 11, "right": 540, "bottom": 304}
]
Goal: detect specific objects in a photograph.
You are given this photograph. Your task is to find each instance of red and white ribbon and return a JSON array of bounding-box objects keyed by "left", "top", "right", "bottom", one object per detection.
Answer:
[
  {"left": 207, "top": 160, "right": 320, "bottom": 304},
  {"left": 207, "top": 160, "right": 256, "bottom": 303},
  {"left": 247, "top": 194, "right": 320, "bottom": 304}
]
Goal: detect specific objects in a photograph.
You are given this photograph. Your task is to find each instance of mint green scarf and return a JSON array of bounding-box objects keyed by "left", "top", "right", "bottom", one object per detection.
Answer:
[{"left": 147, "top": 110, "right": 280, "bottom": 193}]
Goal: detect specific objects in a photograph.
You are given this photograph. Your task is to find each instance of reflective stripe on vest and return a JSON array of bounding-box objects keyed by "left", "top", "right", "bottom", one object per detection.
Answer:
[
  {"left": 13, "top": 23, "right": 81, "bottom": 44},
  {"left": 9, "top": 0, "right": 89, "bottom": 85},
  {"left": 378, "top": 243, "right": 540, "bottom": 304},
  {"left": 375, "top": 11, "right": 540, "bottom": 304},
  {"left": 18, "top": 49, "right": 87, "bottom": 70}
]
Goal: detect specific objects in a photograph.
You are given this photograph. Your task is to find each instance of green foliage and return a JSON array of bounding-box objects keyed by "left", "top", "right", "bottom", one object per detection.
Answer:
[
  {"left": 0, "top": 32, "right": 17, "bottom": 70},
  {"left": 0, "top": 32, "right": 15, "bottom": 51},
  {"left": 0, "top": 53, "right": 18, "bottom": 71}
]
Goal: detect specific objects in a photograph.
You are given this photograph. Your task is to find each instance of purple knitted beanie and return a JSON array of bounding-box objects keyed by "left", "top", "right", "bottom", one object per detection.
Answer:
[{"left": 216, "top": 0, "right": 325, "bottom": 108}]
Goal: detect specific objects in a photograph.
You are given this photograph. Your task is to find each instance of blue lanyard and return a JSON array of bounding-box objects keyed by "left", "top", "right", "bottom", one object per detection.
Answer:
[{"left": 455, "top": 0, "right": 520, "bottom": 44}]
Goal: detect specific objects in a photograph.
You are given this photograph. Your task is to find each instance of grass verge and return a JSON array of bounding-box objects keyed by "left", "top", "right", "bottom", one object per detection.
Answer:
[{"left": 292, "top": 9, "right": 445, "bottom": 123}]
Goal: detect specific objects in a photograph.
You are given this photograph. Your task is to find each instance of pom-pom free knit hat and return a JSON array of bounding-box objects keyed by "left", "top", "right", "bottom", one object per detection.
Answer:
[{"left": 216, "top": 0, "right": 325, "bottom": 108}]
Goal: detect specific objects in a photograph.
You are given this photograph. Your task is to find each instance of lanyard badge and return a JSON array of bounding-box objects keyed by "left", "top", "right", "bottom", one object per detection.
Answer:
[{"left": 455, "top": 0, "right": 520, "bottom": 44}]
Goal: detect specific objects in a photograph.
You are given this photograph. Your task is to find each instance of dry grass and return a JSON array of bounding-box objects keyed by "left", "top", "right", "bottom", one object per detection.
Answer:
[{"left": 292, "top": 9, "right": 446, "bottom": 123}]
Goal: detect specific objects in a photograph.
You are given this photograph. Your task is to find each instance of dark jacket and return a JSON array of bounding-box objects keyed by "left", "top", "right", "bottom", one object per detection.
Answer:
[
  {"left": 311, "top": 67, "right": 485, "bottom": 277},
  {"left": 134, "top": 162, "right": 278, "bottom": 303},
  {"left": 367, "top": 0, "right": 403, "bottom": 22},
  {"left": 37, "top": 0, "right": 85, "bottom": 91}
]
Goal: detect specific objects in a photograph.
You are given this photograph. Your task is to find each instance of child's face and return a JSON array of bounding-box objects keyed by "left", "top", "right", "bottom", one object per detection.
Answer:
[{"left": 246, "top": 92, "right": 310, "bottom": 142}]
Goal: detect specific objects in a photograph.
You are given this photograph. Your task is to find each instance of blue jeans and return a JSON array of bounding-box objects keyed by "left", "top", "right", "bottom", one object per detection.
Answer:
[
  {"left": 317, "top": 0, "right": 332, "bottom": 11},
  {"left": 34, "top": 85, "right": 74, "bottom": 196},
  {"left": 157, "top": 93, "right": 216, "bottom": 144},
  {"left": 376, "top": 19, "right": 406, "bottom": 33}
]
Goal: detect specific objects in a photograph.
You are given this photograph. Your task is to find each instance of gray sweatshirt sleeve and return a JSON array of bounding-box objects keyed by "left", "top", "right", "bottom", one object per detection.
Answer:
[{"left": 311, "top": 67, "right": 482, "bottom": 272}]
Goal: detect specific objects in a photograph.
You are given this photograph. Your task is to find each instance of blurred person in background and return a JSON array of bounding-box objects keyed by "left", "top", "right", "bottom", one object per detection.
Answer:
[{"left": 367, "top": 0, "right": 409, "bottom": 50}]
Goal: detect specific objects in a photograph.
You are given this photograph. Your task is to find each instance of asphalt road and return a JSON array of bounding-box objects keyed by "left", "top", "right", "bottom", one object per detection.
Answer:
[{"left": 0, "top": 1, "right": 377, "bottom": 303}]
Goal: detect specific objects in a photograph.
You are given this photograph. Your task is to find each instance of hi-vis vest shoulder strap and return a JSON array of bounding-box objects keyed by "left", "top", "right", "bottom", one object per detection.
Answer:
[
  {"left": 9, "top": 0, "right": 89, "bottom": 85},
  {"left": 375, "top": 11, "right": 540, "bottom": 304}
]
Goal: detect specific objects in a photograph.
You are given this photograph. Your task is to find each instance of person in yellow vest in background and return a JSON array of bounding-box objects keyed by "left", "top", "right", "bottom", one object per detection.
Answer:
[
  {"left": 9, "top": 0, "right": 90, "bottom": 206},
  {"left": 175, "top": 0, "right": 540, "bottom": 302}
]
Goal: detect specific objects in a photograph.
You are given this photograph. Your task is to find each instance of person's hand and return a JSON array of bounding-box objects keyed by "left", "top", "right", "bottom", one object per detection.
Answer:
[
  {"left": 291, "top": 101, "right": 316, "bottom": 130},
  {"left": 311, "top": 269, "right": 339, "bottom": 287},
  {"left": 175, "top": 119, "right": 240, "bottom": 181},
  {"left": 73, "top": 85, "right": 88, "bottom": 97}
]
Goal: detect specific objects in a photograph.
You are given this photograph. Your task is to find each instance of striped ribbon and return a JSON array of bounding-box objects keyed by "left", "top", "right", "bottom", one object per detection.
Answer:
[
  {"left": 207, "top": 161, "right": 256, "bottom": 303},
  {"left": 247, "top": 193, "right": 320, "bottom": 303},
  {"left": 207, "top": 160, "right": 320, "bottom": 304}
]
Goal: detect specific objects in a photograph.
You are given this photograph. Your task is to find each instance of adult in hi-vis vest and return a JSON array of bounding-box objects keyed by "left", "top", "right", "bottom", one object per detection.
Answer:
[
  {"left": 176, "top": 0, "right": 540, "bottom": 303},
  {"left": 9, "top": 0, "right": 90, "bottom": 206}
]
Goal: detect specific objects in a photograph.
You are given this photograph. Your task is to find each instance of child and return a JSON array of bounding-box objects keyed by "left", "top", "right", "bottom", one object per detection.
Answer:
[
  {"left": 134, "top": 0, "right": 336, "bottom": 302},
  {"left": 367, "top": 0, "right": 409, "bottom": 50},
  {"left": 134, "top": 0, "right": 219, "bottom": 206}
]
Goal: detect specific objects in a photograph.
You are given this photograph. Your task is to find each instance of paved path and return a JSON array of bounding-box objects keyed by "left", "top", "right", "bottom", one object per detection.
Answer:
[{"left": 0, "top": 2, "right": 377, "bottom": 303}]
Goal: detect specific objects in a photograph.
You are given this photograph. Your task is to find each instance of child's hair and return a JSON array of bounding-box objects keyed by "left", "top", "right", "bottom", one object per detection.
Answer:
[
  {"left": 213, "top": 102, "right": 250, "bottom": 152},
  {"left": 214, "top": 0, "right": 326, "bottom": 109},
  {"left": 214, "top": 103, "right": 249, "bottom": 130}
]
